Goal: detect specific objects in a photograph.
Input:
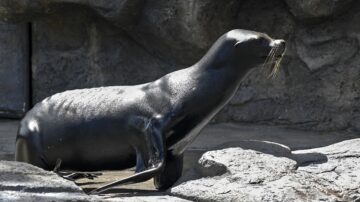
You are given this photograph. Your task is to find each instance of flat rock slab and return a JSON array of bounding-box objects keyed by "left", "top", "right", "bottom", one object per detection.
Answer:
[
  {"left": 0, "top": 190, "right": 188, "bottom": 202},
  {"left": 171, "top": 139, "right": 360, "bottom": 202},
  {"left": 0, "top": 160, "right": 188, "bottom": 202},
  {"left": 0, "top": 161, "right": 83, "bottom": 193},
  {"left": 0, "top": 160, "right": 94, "bottom": 201}
]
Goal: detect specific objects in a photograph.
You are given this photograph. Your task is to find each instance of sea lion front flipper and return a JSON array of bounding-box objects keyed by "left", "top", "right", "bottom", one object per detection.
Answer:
[
  {"left": 89, "top": 124, "right": 165, "bottom": 195},
  {"left": 154, "top": 152, "right": 183, "bottom": 190}
]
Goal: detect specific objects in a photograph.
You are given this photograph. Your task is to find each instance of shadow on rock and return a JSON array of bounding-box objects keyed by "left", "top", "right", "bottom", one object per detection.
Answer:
[
  {"left": 215, "top": 140, "right": 329, "bottom": 168},
  {"left": 180, "top": 140, "right": 328, "bottom": 184},
  {"left": 83, "top": 187, "right": 166, "bottom": 197}
]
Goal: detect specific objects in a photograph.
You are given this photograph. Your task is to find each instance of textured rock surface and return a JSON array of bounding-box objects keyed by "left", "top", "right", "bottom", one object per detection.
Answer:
[
  {"left": 0, "top": 120, "right": 19, "bottom": 160},
  {"left": 0, "top": 22, "right": 29, "bottom": 118},
  {"left": 171, "top": 139, "right": 360, "bottom": 202},
  {"left": 0, "top": 160, "right": 189, "bottom": 202},
  {"left": 0, "top": 1, "right": 360, "bottom": 131},
  {"left": 284, "top": 0, "right": 354, "bottom": 21},
  {"left": 0, "top": 191, "right": 189, "bottom": 202},
  {"left": 0, "top": 161, "right": 82, "bottom": 192},
  {"left": 31, "top": 12, "right": 170, "bottom": 103},
  {"left": 0, "top": 0, "right": 144, "bottom": 25}
]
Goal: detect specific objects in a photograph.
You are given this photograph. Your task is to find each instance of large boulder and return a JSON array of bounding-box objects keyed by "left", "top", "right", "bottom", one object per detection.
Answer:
[{"left": 171, "top": 139, "right": 360, "bottom": 202}]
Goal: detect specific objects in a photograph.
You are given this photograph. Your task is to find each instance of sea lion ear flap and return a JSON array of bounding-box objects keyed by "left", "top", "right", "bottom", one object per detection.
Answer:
[{"left": 234, "top": 41, "right": 241, "bottom": 47}]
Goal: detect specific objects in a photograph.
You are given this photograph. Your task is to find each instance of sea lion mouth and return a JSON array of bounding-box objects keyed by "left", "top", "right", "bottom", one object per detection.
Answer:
[{"left": 263, "top": 39, "right": 286, "bottom": 78}]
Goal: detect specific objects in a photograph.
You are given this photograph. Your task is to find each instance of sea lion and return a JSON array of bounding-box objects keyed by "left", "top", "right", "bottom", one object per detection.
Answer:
[{"left": 15, "top": 29, "right": 286, "bottom": 194}]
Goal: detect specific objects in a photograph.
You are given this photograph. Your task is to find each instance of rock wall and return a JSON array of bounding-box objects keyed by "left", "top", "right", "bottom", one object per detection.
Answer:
[
  {"left": 0, "top": 22, "right": 29, "bottom": 117},
  {"left": 0, "top": 0, "right": 359, "bottom": 131}
]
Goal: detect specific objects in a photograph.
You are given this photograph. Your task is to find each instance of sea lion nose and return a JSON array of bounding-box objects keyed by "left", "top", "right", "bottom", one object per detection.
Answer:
[
  {"left": 272, "top": 39, "right": 286, "bottom": 54},
  {"left": 271, "top": 39, "right": 285, "bottom": 47}
]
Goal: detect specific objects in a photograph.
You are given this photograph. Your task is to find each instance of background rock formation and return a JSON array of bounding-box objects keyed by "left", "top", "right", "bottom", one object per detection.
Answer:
[{"left": 0, "top": 0, "right": 359, "bottom": 132}]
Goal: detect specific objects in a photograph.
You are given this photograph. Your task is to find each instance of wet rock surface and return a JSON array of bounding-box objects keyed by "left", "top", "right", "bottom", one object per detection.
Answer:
[{"left": 171, "top": 139, "right": 360, "bottom": 202}]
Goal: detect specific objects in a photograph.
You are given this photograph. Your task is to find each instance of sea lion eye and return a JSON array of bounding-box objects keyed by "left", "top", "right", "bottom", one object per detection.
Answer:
[{"left": 258, "top": 38, "right": 269, "bottom": 46}]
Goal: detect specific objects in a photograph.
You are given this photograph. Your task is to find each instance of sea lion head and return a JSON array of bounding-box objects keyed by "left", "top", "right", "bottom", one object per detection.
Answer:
[{"left": 201, "top": 29, "right": 286, "bottom": 77}]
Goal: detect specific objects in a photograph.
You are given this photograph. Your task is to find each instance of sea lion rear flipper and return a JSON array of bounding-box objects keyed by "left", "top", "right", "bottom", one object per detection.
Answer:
[
  {"left": 89, "top": 161, "right": 164, "bottom": 195},
  {"left": 89, "top": 125, "right": 165, "bottom": 195}
]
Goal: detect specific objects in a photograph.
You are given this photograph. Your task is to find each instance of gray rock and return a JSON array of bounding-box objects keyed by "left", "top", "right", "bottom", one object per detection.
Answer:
[
  {"left": 0, "top": 160, "right": 83, "bottom": 193},
  {"left": 171, "top": 139, "right": 360, "bottom": 202},
  {"left": 0, "top": 160, "right": 96, "bottom": 201},
  {"left": 0, "top": 191, "right": 94, "bottom": 202},
  {"left": 0, "top": 191, "right": 189, "bottom": 202},
  {"left": 0, "top": 120, "right": 18, "bottom": 160},
  {"left": 1, "top": 0, "right": 360, "bottom": 131},
  {"left": 294, "top": 139, "right": 360, "bottom": 200},
  {"left": 284, "top": 0, "right": 354, "bottom": 21},
  {"left": 229, "top": 87, "right": 256, "bottom": 105},
  {"left": 31, "top": 11, "right": 170, "bottom": 103},
  {"left": 0, "top": 22, "right": 29, "bottom": 118},
  {"left": 296, "top": 37, "right": 358, "bottom": 72},
  {"left": 126, "top": 0, "right": 242, "bottom": 64},
  {"left": 0, "top": 0, "right": 144, "bottom": 26},
  {"left": 0, "top": 160, "right": 189, "bottom": 201},
  {"left": 105, "top": 195, "right": 190, "bottom": 202}
]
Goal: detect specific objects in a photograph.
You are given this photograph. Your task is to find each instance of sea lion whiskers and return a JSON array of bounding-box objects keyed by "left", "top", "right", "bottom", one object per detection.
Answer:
[
  {"left": 269, "top": 43, "right": 286, "bottom": 78},
  {"left": 262, "top": 45, "right": 277, "bottom": 78},
  {"left": 270, "top": 57, "right": 282, "bottom": 78},
  {"left": 263, "top": 47, "right": 275, "bottom": 68},
  {"left": 261, "top": 40, "right": 285, "bottom": 79},
  {"left": 269, "top": 45, "right": 281, "bottom": 78}
]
